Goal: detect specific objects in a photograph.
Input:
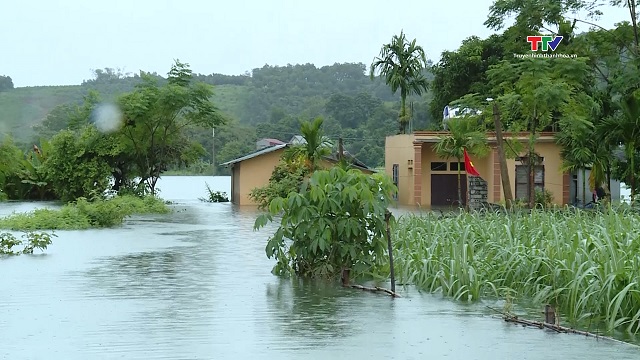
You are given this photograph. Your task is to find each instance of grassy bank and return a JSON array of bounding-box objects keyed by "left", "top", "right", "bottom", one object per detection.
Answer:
[
  {"left": 393, "top": 208, "right": 640, "bottom": 334},
  {"left": 0, "top": 195, "right": 170, "bottom": 230}
]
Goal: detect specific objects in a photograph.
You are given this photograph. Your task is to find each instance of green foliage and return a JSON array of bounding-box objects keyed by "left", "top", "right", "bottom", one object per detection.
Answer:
[
  {"left": 199, "top": 182, "right": 230, "bottom": 203},
  {"left": 117, "top": 60, "right": 226, "bottom": 194},
  {"left": 43, "top": 127, "right": 117, "bottom": 202},
  {"left": 0, "top": 136, "right": 55, "bottom": 200},
  {"left": 250, "top": 150, "right": 311, "bottom": 210},
  {"left": 370, "top": 31, "right": 430, "bottom": 134},
  {"left": 0, "top": 231, "right": 55, "bottom": 255},
  {"left": 0, "top": 75, "right": 14, "bottom": 92},
  {"left": 395, "top": 208, "right": 640, "bottom": 333},
  {"left": 0, "top": 195, "right": 170, "bottom": 230},
  {"left": 535, "top": 188, "right": 555, "bottom": 208},
  {"left": 434, "top": 117, "right": 490, "bottom": 205},
  {"left": 254, "top": 167, "right": 397, "bottom": 279}
]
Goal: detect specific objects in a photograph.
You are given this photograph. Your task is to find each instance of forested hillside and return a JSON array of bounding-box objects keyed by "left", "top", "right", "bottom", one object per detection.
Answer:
[{"left": 0, "top": 63, "right": 437, "bottom": 172}]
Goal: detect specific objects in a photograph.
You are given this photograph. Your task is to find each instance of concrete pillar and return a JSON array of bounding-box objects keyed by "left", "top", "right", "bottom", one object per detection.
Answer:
[
  {"left": 413, "top": 142, "right": 422, "bottom": 206},
  {"left": 562, "top": 171, "right": 570, "bottom": 205}
]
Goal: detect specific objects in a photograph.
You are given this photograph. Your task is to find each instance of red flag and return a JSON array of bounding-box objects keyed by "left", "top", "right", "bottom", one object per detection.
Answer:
[{"left": 464, "top": 148, "right": 481, "bottom": 177}]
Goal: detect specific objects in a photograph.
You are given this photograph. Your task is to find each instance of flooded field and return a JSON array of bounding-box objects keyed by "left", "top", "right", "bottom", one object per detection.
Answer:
[{"left": 1, "top": 176, "right": 638, "bottom": 359}]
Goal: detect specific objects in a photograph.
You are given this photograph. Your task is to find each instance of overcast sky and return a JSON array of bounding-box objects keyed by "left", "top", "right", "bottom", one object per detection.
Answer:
[{"left": 1, "top": 0, "right": 633, "bottom": 87}]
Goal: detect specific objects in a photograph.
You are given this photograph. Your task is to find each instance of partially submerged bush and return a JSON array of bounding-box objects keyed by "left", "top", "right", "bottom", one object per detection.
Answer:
[
  {"left": 254, "top": 167, "right": 397, "bottom": 279},
  {"left": 250, "top": 151, "right": 310, "bottom": 210},
  {"left": 394, "top": 208, "right": 640, "bottom": 333},
  {"left": 0, "top": 195, "right": 170, "bottom": 230},
  {"left": 199, "top": 182, "right": 229, "bottom": 203},
  {"left": 1, "top": 231, "right": 55, "bottom": 255}
]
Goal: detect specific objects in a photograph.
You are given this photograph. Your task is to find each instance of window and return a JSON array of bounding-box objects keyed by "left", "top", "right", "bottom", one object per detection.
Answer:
[
  {"left": 431, "top": 162, "right": 447, "bottom": 171},
  {"left": 515, "top": 165, "right": 545, "bottom": 200},
  {"left": 392, "top": 164, "right": 399, "bottom": 200},
  {"left": 449, "top": 162, "right": 465, "bottom": 171}
]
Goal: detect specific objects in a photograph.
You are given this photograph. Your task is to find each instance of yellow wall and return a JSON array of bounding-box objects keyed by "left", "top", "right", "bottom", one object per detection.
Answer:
[
  {"left": 500, "top": 142, "right": 565, "bottom": 206},
  {"left": 385, "top": 134, "right": 566, "bottom": 207},
  {"left": 385, "top": 135, "right": 415, "bottom": 206},
  {"left": 236, "top": 148, "right": 285, "bottom": 205},
  {"left": 235, "top": 149, "right": 376, "bottom": 206},
  {"left": 421, "top": 144, "right": 492, "bottom": 207}
]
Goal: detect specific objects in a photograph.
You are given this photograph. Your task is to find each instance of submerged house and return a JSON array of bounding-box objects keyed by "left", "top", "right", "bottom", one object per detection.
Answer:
[
  {"left": 385, "top": 131, "right": 621, "bottom": 208},
  {"left": 222, "top": 142, "right": 373, "bottom": 205}
]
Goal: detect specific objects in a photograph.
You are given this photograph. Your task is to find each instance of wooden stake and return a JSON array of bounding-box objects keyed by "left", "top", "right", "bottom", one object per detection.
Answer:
[{"left": 385, "top": 209, "right": 396, "bottom": 294}]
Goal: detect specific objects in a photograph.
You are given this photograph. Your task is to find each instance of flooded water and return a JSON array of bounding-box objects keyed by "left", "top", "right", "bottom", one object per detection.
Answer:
[{"left": 1, "top": 176, "right": 638, "bottom": 359}]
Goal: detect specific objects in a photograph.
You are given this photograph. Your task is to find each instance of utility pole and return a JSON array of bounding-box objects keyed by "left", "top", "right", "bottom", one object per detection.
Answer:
[
  {"left": 211, "top": 127, "right": 216, "bottom": 176},
  {"left": 493, "top": 102, "right": 514, "bottom": 210},
  {"left": 338, "top": 137, "right": 344, "bottom": 161}
]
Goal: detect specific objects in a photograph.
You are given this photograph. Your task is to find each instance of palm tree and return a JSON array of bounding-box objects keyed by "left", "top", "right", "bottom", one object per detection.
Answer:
[
  {"left": 433, "top": 118, "right": 490, "bottom": 207},
  {"left": 285, "top": 117, "right": 332, "bottom": 173},
  {"left": 601, "top": 90, "right": 640, "bottom": 204},
  {"left": 370, "top": 31, "right": 429, "bottom": 134}
]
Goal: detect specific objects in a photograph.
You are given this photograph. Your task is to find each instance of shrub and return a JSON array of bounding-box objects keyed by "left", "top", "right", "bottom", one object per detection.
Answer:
[
  {"left": 199, "top": 182, "right": 229, "bottom": 203},
  {"left": 254, "top": 167, "right": 397, "bottom": 279},
  {"left": 0, "top": 195, "right": 170, "bottom": 230},
  {"left": 1, "top": 231, "right": 55, "bottom": 255}
]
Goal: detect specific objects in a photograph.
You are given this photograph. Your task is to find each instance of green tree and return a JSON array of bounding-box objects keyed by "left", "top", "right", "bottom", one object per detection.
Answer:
[
  {"left": 370, "top": 31, "right": 430, "bottom": 134},
  {"left": 288, "top": 117, "right": 332, "bottom": 172},
  {"left": 0, "top": 75, "right": 14, "bottom": 92},
  {"left": 250, "top": 117, "right": 332, "bottom": 208},
  {"left": 433, "top": 118, "right": 490, "bottom": 206},
  {"left": 43, "top": 127, "right": 117, "bottom": 202},
  {"left": 488, "top": 57, "right": 594, "bottom": 206},
  {"left": 254, "top": 167, "right": 397, "bottom": 281},
  {"left": 602, "top": 89, "right": 640, "bottom": 204},
  {"left": 117, "top": 60, "right": 225, "bottom": 194}
]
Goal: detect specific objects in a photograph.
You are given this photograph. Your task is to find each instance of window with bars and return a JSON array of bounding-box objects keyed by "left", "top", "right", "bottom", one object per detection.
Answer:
[
  {"left": 515, "top": 164, "right": 545, "bottom": 200},
  {"left": 392, "top": 164, "right": 399, "bottom": 200}
]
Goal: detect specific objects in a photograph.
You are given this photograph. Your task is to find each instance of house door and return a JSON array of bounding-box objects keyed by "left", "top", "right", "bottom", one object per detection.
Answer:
[{"left": 431, "top": 174, "right": 467, "bottom": 207}]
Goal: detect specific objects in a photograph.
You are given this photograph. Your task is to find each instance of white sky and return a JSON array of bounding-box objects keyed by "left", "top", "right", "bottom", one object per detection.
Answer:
[{"left": 0, "top": 0, "right": 633, "bottom": 87}]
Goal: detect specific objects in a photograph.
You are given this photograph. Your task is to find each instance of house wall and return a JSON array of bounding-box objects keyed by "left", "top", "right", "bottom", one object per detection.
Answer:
[
  {"left": 236, "top": 148, "right": 285, "bottom": 205},
  {"left": 231, "top": 164, "right": 241, "bottom": 204},
  {"left": 500, "top": 142, "right": 565, "bottom": 206},
  {"left": 386, "top": 134, "right": 573, "bottom": 207},
  {"left": 385, "top": 135, "right": 416, "bottom": 206},
  {"left": 572, "top": 169, "right": 622, "bottom": 205},
  {"left": 420, "top": 144, "right": 492, "bottom": 207}
]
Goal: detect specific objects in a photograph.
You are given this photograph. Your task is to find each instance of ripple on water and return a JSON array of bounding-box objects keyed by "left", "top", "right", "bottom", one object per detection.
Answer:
[{"left": 1, "top": 176, "right": 639, "bottom": 359}]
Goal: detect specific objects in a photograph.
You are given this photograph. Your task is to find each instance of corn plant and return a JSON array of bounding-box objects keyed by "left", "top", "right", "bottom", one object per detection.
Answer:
[{"left": 393, "top": 207, "right": 640, "bottom": 334}]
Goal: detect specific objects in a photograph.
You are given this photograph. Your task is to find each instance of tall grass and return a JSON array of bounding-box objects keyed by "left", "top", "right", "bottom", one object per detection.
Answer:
[{"left": 394, "top": 208, "right": 640, "bottom": 334}]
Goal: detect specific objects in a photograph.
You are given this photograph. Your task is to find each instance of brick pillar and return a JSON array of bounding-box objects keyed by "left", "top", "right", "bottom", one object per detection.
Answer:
[
  {"left": 562, "top": 171, "right": 570, "bottom": 205},
  {"left": 492, "top": 147, "right": 501, "bottom": 203},
  {"left": 413, "top": 142, "right": 422, "bottom": 206}
]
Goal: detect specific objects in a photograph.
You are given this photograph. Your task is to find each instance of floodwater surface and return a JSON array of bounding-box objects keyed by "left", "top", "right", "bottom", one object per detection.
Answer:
[{"left": 1, "top": 176, "right": 638, "bottom": 359}]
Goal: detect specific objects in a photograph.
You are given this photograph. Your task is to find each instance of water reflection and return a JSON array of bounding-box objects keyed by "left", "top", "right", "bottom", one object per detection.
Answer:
[
  {"left": 265, "top": 278, "right": 353, "bottom": 341},
  {"left": 2, "top": 176, "right": 640, "bottom": 360}
]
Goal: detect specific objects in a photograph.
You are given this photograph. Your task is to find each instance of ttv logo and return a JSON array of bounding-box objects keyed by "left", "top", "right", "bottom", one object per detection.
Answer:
[{"left": 526, "top": 36, "right": 563, "bottom": 52}]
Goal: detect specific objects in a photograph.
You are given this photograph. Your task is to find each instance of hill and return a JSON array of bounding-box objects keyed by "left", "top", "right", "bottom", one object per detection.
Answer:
[{"left": 0, "top": 63, "right": 437, "bottom": 171}]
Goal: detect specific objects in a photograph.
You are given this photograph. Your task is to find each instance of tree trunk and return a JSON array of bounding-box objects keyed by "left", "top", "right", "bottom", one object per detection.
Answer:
[
  {"left": 630, "top": 143, "right": 636, "bottom": 205},
  {"left": 607, "top": 162, "right": 612, "bottom": 197},
  {"left": 400, "top": 96, "right": 407, "bottom": 134},
  {"left": 341, "top": 268, "right": 350, "bottom": 286},
  {"left": 457, "top": 158, "right": 462, "bottom": 207},
  {"left": 493, "top": 103, "right": 513, "bottom": 209},
  {"left": 582, "top": 168, "right": 587, "bottom": 206},
  {"left": 528, "top": 110, "right": 537, "bottom": 209},
  {"left": 385, "top": 210, "right": 395, "bottom": 293}
]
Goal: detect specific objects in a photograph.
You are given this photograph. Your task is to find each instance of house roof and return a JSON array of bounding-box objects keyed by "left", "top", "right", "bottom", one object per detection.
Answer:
[
  {"left": 412, "top": 131, "right": 558, "bottom": 144},
  {"left": 323, "top": 151, "right": 374, "bottom": 173},
  {"left": 220, "top": 144, "right": 374, "bottom": 173},
  {"left": 258, "top": 138, "right": 285, "bottom": 144},
  {"left": 221, "top": 144, "right": 288, "bottom": 166}
]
